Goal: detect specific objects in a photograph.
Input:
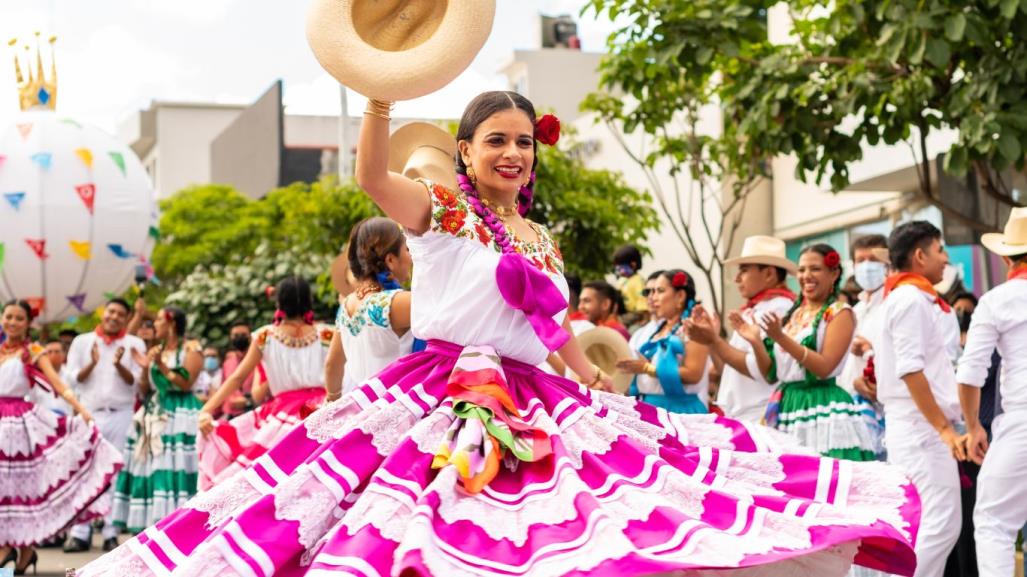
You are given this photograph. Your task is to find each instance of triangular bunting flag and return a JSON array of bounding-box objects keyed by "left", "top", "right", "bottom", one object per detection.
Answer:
[
  {"left": 68, "top": 240, "right": 92, "bottom": 260},
  {"left": 109, "top": 151, "right": 126, "bottom": 176},
  {"left": 60, "top": 118, "right": 82, "bottom": 129},
  {"left": 17, "top": 123, "right": 33, "bottom": 140},
  {"left": 30, "top": 152, "right": 52, "bottom": 171},
  {"left": 107, "top": 244, "right": 134, "bottom": 259},
  {"left": 4, "top": 192, "right": 25, "bottom": 211},
  {"left": 103, "top": 292, "right": 117, "bottom": 301},
  {"left": 75, "top": 183, "right": 96, "bottom": 214},
  {"left": 75, "top": 148, "right": 94, "bottom": 169},
  {"left": 24, "top": 297, "right": 45, "bottom": 318},
  {"left": 67, "top": 293, "right": 87, "bottom": 312},
  {"left": 148, "top": 226, "right": 161, "bottom": 240},
  {"left": 0, "top": 154, "right": 6, "bottom": 167},
  {"left": 0, "top": 243, "right": 5, "bottom": 272},
  {"left": 26, "top": 238, "right": 48, "bottom": 259}
]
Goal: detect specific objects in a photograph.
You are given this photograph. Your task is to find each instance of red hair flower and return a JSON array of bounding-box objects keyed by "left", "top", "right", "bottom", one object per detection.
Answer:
[
  {"left": 672, "top": 271, "right": 689, "bottom": 288},
  {"left": 534, "top": 114, "right": 561, "bottom": 146},
  {"left": 824, "top": 251, "right": 841, "bottom": 268}
]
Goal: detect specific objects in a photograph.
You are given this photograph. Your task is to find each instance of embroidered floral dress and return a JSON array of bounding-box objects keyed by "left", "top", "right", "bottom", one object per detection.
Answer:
[
  {"left": 198, "top": 325, "right": 334, "bottom": 490},
  {"left": 80, "top": 181, "right": 919, "bottom": 577},
  {"left": 755, "top": 301, "right": 877, "bottom": 461},
  {"left": 336, "top": 289, "right": 414, "bottom": 395},
  {"left": 112, "top": 342, "right": 204, "bottom": 533},
  {"left": 0, "top": 343, "right": 123, "bottom": 546}
]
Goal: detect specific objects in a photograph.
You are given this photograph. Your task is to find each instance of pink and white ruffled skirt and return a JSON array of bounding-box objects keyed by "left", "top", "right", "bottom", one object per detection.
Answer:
[
  {"left": 0, "top": 397, "right": 123, "bottom": 547},
  {"left": 198, "top": 387, "right": 325, "bottom": 490},
  {"left": 78, "top": 341, "right": 919, "bottom": 576}
]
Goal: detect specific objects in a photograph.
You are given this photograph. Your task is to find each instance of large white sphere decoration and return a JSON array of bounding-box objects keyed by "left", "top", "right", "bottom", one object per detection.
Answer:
[{"left": 0, "top": 109, "right": 157, "bottom": 323}]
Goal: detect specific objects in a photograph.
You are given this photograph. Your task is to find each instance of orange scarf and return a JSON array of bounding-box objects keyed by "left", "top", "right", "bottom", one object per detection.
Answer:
[
  {"left": 1008, "top": 266, "right": 1027, "bottom": 282},
  {"left": 883, "top": 272, "right": 951, "bottom": 312},
  {"left": 95, "top": 325, "right": 126, "bottom": 346},
  {"left": 744, "top": 288, "right": 797, "bottom": 310}
]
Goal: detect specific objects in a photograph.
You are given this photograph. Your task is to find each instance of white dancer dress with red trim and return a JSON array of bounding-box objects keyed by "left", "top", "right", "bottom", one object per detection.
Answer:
[
  {"left": 78, "top": 181, "right": 920, "bottom": 576},
  {"left": 0, "top": 343, "right": 123, "bottom": 546},
  {"left": 197, "top": 325, "right": 334, "bottom": 490}
]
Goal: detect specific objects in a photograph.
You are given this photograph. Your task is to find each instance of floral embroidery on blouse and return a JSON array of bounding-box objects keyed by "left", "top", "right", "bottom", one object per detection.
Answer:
[
  {"left": 424, "top": 180, "right": 564, "bottom": 275},
  {"left": 254, "top": 325, "right": 334, "bottom": 350},
  {"left": 336, "top": 289, "right": 399, "bottom": 337},
  {"left": 784, "top": 300, "right": 850, "bottom": 339},
  {"left": 27, "top": 342, "right": 45, "bottom": 363}
]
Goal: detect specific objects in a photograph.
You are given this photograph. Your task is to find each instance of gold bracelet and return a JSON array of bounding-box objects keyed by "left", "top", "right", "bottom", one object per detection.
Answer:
[
  {"left": 363, "top": 109, "right": 391, "bottom": 121},
  {"left": 365, "top": 98, "right": 394, "bottom": 121},
  {"left": 799, "top": 347, "right": 809, "bottom": 365},
  {"left": 587, "top": 364, "right": 603, "bottom": 387},
  {"left": 644, "top": 363, "right": 657, "bottom": 377},
  {"left": 326, "top": 391, "right": 342, "bottom": 402}
]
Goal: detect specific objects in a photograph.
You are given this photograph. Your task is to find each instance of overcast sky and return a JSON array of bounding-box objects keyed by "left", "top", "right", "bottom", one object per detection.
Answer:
[{"left": 0, "top": 0, "right": 617, "bottom": 132}]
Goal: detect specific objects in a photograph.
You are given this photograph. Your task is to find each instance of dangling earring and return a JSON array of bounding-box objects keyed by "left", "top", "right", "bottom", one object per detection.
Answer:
[{"left": 467, "top": 166, "right": 477, "bottom": 187}]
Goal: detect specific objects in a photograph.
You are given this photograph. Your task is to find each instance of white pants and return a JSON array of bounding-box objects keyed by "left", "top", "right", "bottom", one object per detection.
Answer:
[
  {"left": 885, "top": 418, "right": 961, "bottom": 577},
  {"left": 975, "top": 411, "right": 1027, "bottom": 576},
  {"left": 70, "top": 406, "right": 134, "bottom": 542}
]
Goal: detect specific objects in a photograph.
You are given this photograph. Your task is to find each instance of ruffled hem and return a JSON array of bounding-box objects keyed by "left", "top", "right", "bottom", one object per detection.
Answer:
[
  {"left": 198, "top": 387, "right": 324, "bottom": 491},
  {"left": 78, "top": 343, "right": 919, "bottom": 577},
  {"left": 0, "top": 421, "right": 123, "bottom": 547}
]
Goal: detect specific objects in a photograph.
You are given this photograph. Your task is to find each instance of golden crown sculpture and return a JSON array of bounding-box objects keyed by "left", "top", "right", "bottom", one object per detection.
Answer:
[{"left": 8, "top": 32, "right": 57, "bottom": 111}]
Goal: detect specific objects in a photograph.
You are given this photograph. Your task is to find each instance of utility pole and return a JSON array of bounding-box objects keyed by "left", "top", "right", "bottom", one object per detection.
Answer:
[{"left": 338, "top": 83, "right": 352, "bottom": 179}]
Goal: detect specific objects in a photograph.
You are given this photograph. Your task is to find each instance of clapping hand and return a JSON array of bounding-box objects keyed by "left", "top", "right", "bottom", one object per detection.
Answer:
[
  {"left": 851, "top": 336, "right": 872, "bottom": 357},
  {"left": 684, "top": 305, "right": 719, "bottom": 345},
  {"left": 90, "top": 342, "right": 100, "bottom": 365},
  {"left": 113, "top": 346, "right": 125, "bottom": 366},
  {"left": 131, "top": 347, "right": 148, "bottom": 368},
  {"left": 760, "top": 311, "right": 785, "bottom": 341},
  {"left": 728, "top": 310, "right": 762, "bottom": 345}
]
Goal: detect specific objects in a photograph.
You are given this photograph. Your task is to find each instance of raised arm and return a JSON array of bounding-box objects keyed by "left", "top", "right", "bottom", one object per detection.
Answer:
[
  {"left": 354, "top": 102, "right": 433, "bottom": 233},
  {"left": 198, "top": 339, "right": 264, "bottom": 435}
]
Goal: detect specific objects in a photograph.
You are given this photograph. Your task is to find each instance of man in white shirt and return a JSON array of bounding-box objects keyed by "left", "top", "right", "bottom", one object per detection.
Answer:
[
  {"left": 64, "top": 298, "right": 146, "bottom": 552},
  {"left": 837, "top": 235, "right": 890, "bottom": 457},
  {"left": 876, "top": 221, "right": 963, "bottom": 577},
  {"left": 687, "top": 235, "right": 796, "bottom": 421},
  {"left": 956, "top": 208, "right": 1027, "bottom": 577}
]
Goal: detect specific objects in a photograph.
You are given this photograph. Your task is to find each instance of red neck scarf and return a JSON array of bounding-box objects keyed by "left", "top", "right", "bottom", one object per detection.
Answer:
[
  {"left": 95, "top": 325, "right": 126, "bottom": 346},
  {"left": 1008, "top": 265, "right": 1027, "bottom": 282},
  {"left": 884, "top": 272, "right": 951, "bottom": 312},
  {"left": 744, "top": 287, "right": 797, "bottom": 310}
]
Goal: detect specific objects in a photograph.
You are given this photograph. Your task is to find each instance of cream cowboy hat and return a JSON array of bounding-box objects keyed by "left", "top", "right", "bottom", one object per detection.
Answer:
[
  {"left": 306, "top": 0, "right": 497, "bottom": 101},
  {"left": 576, "top": 326, "right": 634, "bottom": 395},
  {"left": 389, "top": 122, "right": 458, "bottom": 190},
  {"left": 981, "top": 207, "right": 1027, "bottom": 257},
  {"left": 723, "top": 235, "right": 798, "bottom": 275}
]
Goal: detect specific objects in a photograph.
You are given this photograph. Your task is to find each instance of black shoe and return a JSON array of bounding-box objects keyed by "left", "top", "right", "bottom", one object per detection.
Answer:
[
  {"left": 102, "top": 537, "right": 119, "bottom": 552},
  {"left": 13, "top": 549, "right": 37, "bottom": 575},
  {"left": 62, "top": 537, "right": 91, "bottom": 553}
]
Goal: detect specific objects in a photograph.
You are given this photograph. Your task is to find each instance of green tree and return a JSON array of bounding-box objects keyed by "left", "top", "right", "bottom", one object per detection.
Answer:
[
  {"left": 164, "top": 242, "right": 335, "bottom": 347},
  {"left": 153, "top": 179, "right": 380, "bottom": 284},
  {"left": 585, "top": 0, "right": 1025, "bottom": 238}
]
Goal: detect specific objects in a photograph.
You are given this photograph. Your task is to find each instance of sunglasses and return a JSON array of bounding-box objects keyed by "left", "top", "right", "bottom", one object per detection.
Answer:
[{"left": 642, "top": 288, "right": 655, "bottom": 297}]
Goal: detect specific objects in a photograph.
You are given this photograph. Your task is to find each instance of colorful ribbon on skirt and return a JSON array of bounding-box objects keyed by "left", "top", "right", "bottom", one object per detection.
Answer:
[{"left": 432, "top": 345, "right": 552, "bottom": 493}]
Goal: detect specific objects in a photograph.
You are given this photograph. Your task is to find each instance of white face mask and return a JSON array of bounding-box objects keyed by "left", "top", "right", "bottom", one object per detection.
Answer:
[{"left": 854, "top": 261, "right": 888, "bottom": 292}]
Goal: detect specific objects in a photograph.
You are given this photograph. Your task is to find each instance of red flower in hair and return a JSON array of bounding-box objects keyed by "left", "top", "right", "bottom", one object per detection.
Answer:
[
  {"left": 672, "top": 271, "right": 689, "bottom": 288},
  {"left": 824, "top": 251, "right": 841, "bottom": 268},
  {"left": 534, "top": 114, "right": 561, "bottom": 146}
]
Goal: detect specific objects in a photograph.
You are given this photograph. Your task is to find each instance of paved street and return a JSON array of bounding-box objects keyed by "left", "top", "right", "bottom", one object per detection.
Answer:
[{"left": 26, "top": 534, "right": 112, "bottom": 577}]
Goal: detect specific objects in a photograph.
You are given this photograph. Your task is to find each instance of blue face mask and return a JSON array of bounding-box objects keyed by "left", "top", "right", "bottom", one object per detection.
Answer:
[
  {"left": 854, "top": 261, "right": 888, "bottom": 292},
  {"left": 614, "top": 264, "right": 635, "bottom": 278},
  {"left": 203, "top": 357, "right": 220, "bottom": 372}
]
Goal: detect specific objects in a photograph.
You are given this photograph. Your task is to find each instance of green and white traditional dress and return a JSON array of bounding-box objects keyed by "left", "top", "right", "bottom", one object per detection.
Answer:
[
  {"left": 112, "top": 341, "right": 202, "bottom": 533},
  {"left": 755, "top": 300, "right": 877, "bottom": 461}
]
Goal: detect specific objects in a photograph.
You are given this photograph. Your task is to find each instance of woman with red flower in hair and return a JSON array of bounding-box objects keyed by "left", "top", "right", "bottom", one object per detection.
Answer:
[
  {"left": 692, "top": 244, "right": 876, "bottom": 460},
  {"left": 616, "top": 269, "right": 710, "bottom": 413}
]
